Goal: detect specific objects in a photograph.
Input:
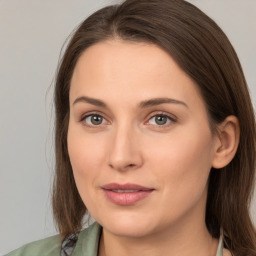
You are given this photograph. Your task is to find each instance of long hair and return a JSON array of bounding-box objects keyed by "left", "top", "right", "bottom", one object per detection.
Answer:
[{"left": 52, "top": 0, "right": 256, "bottom": 255}]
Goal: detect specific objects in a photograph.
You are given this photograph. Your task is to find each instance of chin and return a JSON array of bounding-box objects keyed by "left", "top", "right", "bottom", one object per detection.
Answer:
[
  {"left": 105, "top": 222, "right": 155, "bottom": 238},
  {"left": 94, "top": 211, "right": 158, "bottom": 238}
]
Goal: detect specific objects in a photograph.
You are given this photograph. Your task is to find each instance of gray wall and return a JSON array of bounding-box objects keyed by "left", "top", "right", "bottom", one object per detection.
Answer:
[{"left": 0, "top": 1, "right": 255, "bottom": 254}]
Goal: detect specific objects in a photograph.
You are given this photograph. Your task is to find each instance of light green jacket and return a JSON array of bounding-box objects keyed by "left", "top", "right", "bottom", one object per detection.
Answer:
[{"left": 5, "top": 222, "right": 224, "bottom": 256}]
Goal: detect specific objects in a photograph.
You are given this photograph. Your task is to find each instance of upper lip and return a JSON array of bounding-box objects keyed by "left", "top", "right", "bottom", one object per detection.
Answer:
[{"left": 101, "top": 183, "right": 154, "bottom": 191}]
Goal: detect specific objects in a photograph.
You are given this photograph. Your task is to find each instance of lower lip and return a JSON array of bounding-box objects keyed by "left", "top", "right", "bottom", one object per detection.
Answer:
[{"left": 103, "top": 189, "right": 154, "bottom": 206}]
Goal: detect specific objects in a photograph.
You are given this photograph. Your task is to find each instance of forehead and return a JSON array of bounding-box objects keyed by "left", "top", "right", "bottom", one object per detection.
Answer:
[
  {"left": 70, "top": 39, "right": 204, "bottom": 110},
  {"left": 72, "top": 40, "right": 183, "bottom": 83}
]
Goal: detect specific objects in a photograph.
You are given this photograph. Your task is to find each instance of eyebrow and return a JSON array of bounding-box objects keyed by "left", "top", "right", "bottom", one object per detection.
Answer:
[
  {"left": 73, "top": 96, "right": 188, "bottom": 109},
  {"left": 73, "top": 96, "right": 107, "bottom": 107},
  {"left": 139, "top": 98, "right": 188, "bottom": 108}
]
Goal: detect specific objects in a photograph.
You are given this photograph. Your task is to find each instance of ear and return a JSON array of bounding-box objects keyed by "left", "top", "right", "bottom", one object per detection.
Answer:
[{"left": 212, "top": 115, "right": 240, "bottom": 169}]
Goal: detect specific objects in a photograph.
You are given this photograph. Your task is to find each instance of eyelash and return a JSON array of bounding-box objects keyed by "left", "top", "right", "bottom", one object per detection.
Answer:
[
  {"left": 80, "top": 111, "right": 177, "bottom": 129},
  {"left": 146, "top": 112, "right": 177, "bottom": 128},
  {"left": 80, "top": 111, "right": 109, "bottom": 128}
]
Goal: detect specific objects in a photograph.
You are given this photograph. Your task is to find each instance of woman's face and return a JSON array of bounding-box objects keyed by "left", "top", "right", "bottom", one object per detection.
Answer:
[{"left": 68, "top": 40, "right": 219, "bottom": 238}]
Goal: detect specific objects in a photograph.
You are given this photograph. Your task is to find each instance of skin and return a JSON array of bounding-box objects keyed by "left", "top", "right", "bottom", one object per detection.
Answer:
[{"left": 68, "top": 40, "right": 237, "bottom": 256}]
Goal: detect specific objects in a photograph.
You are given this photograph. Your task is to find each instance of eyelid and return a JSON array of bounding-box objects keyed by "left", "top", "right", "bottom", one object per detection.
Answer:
[
  {"left": 79, "top": 110, "right": 177, "bottom": 128},
  {"left": 145, "top": 111, "right": 177, "bottom": 126},
  {"left": 80, "top": 111, "right": 110, "bottom": 127}
]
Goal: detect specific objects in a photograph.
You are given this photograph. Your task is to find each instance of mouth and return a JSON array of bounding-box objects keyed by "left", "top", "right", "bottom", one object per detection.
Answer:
[{"left": 101, "top": 183, "right": 155, "bottom": 206}]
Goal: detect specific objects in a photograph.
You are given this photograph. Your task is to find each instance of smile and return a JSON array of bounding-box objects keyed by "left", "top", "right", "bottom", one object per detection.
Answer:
[{"left": 101, "top": 183, "right": 155, "bottom": 206}]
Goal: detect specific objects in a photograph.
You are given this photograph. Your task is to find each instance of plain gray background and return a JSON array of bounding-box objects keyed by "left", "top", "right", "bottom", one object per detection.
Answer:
[{"left": 0, "top": 0, "right": 255, "bottom": 254}]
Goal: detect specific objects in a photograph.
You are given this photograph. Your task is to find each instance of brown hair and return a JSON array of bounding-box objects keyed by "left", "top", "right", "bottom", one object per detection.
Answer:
[{"left": 52, "top": 0, "right": 256, "bottom": 254}]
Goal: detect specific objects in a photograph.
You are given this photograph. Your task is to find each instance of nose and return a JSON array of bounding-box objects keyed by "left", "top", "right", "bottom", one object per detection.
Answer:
[{"left": 108, "top": 125, "right": 143, "bottom": 172}]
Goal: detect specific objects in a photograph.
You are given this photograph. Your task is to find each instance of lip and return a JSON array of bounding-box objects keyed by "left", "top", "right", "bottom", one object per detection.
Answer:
[{"left": 101, "top": 183, "right": 155, "bottom": 206}]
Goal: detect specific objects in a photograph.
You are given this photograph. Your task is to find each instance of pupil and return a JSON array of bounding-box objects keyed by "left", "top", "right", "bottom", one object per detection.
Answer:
[
  {"left": 156, "top": 116, "right": 167, "bottom": 125},
  {"left": 91, "top": 115, "right": 102, "bottom": 125}
]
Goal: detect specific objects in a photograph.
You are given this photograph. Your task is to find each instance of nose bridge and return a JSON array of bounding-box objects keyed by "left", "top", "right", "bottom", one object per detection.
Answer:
[{"left": 108, "top": 120, "right": 142, "bottom": 171}]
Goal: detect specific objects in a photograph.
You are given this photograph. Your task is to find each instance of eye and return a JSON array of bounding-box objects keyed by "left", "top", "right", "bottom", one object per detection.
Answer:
[
  {"left": 82, "top": 114, "right": 108, "bottom": 126},
  {"left": 147, "top": 114, "right": 175, "bottom": 126}
]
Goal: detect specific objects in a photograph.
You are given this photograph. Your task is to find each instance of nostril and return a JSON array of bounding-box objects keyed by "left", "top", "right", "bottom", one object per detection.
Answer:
[{"left": 108, "top": 162, "right": 138, "bottom": 171}]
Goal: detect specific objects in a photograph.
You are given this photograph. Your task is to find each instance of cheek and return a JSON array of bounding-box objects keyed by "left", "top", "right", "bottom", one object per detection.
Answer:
[
  {"left": 146, "top": 126, "right": 214, "bottom": 200},
  {"left": 146, "top": 132, "right": 213, "bottom": 224},
  {"left": 67, "top": 125, "right": 107, "bottom": 194}
]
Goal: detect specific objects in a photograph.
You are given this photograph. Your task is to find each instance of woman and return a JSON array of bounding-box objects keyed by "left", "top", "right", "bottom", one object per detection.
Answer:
[{"left": 6, "top": 0, "right": 256, "bottom": 255}]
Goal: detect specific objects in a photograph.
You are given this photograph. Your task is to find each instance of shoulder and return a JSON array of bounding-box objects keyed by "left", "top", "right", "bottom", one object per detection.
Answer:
[
  {"left": 72, "top": 222, "right": 102, "bottom": 256},
  {"left": 4, "top": 234, "right": 61, "bottom": 256},
  {"left": 4, "top": 222, "right": 102, "bottom": 256}
]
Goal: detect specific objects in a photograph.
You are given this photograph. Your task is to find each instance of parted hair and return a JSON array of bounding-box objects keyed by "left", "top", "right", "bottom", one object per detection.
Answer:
[{"left": 52, "top": 0, "right": 256, "bottom": 255}]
